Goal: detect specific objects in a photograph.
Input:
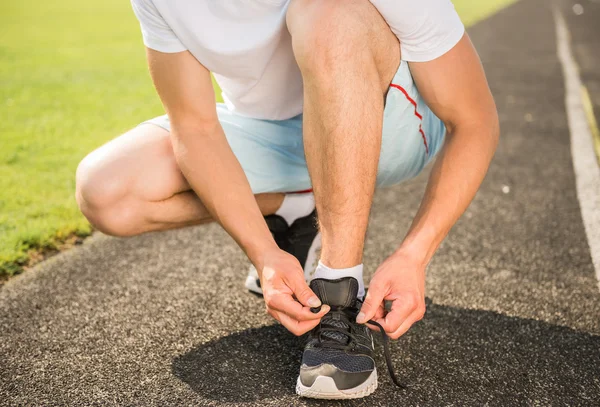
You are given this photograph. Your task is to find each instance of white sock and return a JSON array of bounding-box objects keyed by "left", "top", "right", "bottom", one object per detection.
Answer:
[
  {"left": 275, "top": 192, "right": 315, "bottom": 226},
  {"left": 311, "top": 260, "right": 365, "bottom": 299}
]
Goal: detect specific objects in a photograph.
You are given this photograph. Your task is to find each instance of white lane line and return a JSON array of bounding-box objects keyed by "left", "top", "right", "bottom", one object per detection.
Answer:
[{"left": 554, "top": 9, "right": 600, "bottom": 290}]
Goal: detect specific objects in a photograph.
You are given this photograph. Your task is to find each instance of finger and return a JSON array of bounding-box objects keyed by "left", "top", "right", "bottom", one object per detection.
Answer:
[
  {"left": 268, "top": 293, "right": 330, "bottom": 321},
  {"left": 388, "top": 308, "right": 425, "bottom": 339},
  {"left": 377, "top": 296, "right": 418, "bottom": 333},
  {"left": 366, "top": 303, "right": 385, "bottom": 330},
  {"left": 374, "top": 303, "right": 386, "bottom": 319},
  {"left": 357, "top": 283, "right": 386, "bottom": 323},
  {"left": 275, "top": 310, "right": 322, "bottom": 336},
  {"left": 284, "top": 270, "right": 321, "bottom": 308}
]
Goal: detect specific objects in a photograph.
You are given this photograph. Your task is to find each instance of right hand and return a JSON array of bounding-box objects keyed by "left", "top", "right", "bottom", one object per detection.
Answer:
[{"left": 258, "top": 248, "right": 330, "bottom": 336}]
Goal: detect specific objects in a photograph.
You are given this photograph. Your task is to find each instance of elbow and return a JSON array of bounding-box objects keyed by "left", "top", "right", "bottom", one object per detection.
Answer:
[
  {"left": 445, "top": 108, "right": 500, "bottom": 151},
  {"left": 168, "top": 118, "right": 223, "bottom": 169},
  {"left": 489, "top": 110, "right": 500, "bottom": 151},
  {"left": 169, "top": 118, "right": 221, "bottom": 153}
]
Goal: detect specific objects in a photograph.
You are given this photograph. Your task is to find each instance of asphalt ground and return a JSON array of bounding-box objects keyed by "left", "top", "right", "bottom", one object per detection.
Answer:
[{"left": 1, "top": 0, "right": 600, "bottom": 405}]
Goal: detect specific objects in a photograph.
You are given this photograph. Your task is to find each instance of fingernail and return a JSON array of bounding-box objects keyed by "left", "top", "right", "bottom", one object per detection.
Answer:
[
  {"left": 356, "top": 312, "right": 366, "bottom": 323},
  {"left": 308, "top": 297, "right": 321, "bottom": 307}
]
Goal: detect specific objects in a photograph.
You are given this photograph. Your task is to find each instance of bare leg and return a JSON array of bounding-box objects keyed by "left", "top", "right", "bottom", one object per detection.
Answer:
[
  {"left": 287, "top": 0, "right": 400, "bottom": 267},
  {"left": 76, "top": 124, "right": 283, "bottom": 237}
]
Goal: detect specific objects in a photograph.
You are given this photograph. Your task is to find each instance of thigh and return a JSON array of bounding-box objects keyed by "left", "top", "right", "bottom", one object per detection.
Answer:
[
  {"left": 377, "top": 61, "right": 447, "bottom": 187},
  {"left": 83, "top": 122, "right": 189, "bottom": 202},
  {"left": 287, "top": 0, "right": 400, "bottom": 95},
  {"left": 148, "top": 106, "right": 312, "bottom": 194}
]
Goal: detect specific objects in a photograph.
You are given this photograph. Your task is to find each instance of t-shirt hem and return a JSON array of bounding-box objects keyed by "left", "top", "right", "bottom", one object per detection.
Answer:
[
  {"left": 401, "top": 25, "right": 465, "bottom": 62},
  {"left": 143, "top": 39, "right": 187, "bottom": 54}
]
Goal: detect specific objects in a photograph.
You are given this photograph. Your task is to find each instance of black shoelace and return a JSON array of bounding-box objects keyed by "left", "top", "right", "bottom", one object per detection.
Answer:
[{"left": 312, "top": 304, "right": 406, "bottom": 389}]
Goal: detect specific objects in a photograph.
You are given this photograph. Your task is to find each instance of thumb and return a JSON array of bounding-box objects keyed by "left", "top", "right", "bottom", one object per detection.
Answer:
[
  {"left": 357, "top": 285, "right": 386, "bottom": 324},
  {"left": 285, "top": 271, "right": 322, "bottom": 308}
]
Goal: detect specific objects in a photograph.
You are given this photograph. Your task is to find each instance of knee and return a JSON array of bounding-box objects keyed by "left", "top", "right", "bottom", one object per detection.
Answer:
[
  {"left": 75, "top": 153, "right": 140, "bottom": 237},
  {"left": 287, "top": 0, "right": 371, "bottom": 73}
]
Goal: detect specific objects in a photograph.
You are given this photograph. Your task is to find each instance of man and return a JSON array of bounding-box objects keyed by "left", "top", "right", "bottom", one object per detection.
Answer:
[{"left": 75, "top": 0, "right": 499, "bottom": 399}]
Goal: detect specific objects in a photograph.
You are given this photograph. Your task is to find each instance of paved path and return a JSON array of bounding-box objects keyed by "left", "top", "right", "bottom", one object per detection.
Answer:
[{"left": 2, "top": 1, "right": 600, "bottom": 405}]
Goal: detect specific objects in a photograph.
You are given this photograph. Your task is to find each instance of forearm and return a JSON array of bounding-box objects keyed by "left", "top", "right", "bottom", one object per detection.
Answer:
[
  {"left": 398, "top": 122, "right": 499, "bottom": 265},
  {"left": 171, "top": 123, "right": 277, "bottom": 268}
]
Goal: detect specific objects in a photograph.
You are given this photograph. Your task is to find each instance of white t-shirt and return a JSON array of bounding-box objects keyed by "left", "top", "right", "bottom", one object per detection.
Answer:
[{"left": 131, "top": 0, "right": 465, "bottom": 120}]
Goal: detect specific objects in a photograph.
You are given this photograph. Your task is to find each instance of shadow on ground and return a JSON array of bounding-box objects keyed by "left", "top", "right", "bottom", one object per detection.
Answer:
[{"left": 172, "top": 304, "right": 600, "bottom": 406}]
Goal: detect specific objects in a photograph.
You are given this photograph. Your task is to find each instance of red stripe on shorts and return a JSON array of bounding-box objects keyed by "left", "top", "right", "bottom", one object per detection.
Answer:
[{"left": 389, "top": 83, "right": 429, "bottom": 155}]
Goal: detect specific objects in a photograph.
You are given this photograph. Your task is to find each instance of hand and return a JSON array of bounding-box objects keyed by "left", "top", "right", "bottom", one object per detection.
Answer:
[
  {"left": 258, "top": 248, "right": 330, "bottom": 336},
  {"left": 356, "top": 250, "right": 426, "bottom": 339}
]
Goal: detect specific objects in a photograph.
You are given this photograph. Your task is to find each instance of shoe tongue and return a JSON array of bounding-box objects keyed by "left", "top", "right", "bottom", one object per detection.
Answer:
[{"left": 309, "top": 277, "right": 359, "bottom": 308}]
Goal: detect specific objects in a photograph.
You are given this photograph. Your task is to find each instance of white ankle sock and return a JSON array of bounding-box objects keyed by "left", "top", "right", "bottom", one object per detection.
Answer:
[
  {"left": 311, "top": 260, "right": 365, "bottom": 299},
  {"left": 275, "top": 192, "right": 315, "bottom": 226}
]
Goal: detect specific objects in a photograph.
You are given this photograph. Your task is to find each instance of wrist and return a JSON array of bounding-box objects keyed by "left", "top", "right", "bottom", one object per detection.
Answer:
[
  {"left": 244, "top": 237, "right": 279, "bottom": 274},
  {"left": 396, "top": 219, "right": 450, "bottom": 266},
  {"left": 395, "top": 236, "right": 439, "bottom": 268}
]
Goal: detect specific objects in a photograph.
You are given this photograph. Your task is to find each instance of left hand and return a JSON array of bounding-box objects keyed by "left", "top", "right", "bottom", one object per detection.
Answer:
[{"left": 356, "top": 250, "right": 426, "bottom": 339}]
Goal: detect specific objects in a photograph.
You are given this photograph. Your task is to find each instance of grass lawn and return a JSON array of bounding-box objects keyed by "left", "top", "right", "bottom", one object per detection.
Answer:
[{"left": 0, "top": 0, "right": 517, "bottom": 278}]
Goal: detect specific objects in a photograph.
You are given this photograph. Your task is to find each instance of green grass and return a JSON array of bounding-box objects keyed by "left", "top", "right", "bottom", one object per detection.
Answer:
[
  {"left": 0, "top": 0, "right": 517, "bottom": 277},
  {"left": 455, "top": 0, "right": 518, "bottom": 27}
]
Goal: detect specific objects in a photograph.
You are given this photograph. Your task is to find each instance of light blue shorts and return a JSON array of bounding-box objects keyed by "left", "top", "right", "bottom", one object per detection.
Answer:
[{"left": 144, "top": 61, "right": 445, "bottom": 193}]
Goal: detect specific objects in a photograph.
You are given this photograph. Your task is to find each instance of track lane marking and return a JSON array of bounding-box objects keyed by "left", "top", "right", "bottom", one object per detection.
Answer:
[
  {"left": 581, "top": 85, "right": 600, "bottom": 165},
  {"left": 554, "top": 8, "right": 600, "bottom": 290}
]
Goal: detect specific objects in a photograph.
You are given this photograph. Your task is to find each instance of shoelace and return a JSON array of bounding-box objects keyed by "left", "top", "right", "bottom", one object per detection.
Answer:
[{"left": 313, "top": 305, "right": 406, "bottom": 389}]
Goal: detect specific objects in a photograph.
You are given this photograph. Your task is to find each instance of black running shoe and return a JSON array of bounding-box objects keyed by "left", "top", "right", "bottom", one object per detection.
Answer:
[
  {"left": 245, "top": 210, "right": 321, "bottom": 295},
  {"left": 296, "top": 277, "right": 404, "bottom": 399}
]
